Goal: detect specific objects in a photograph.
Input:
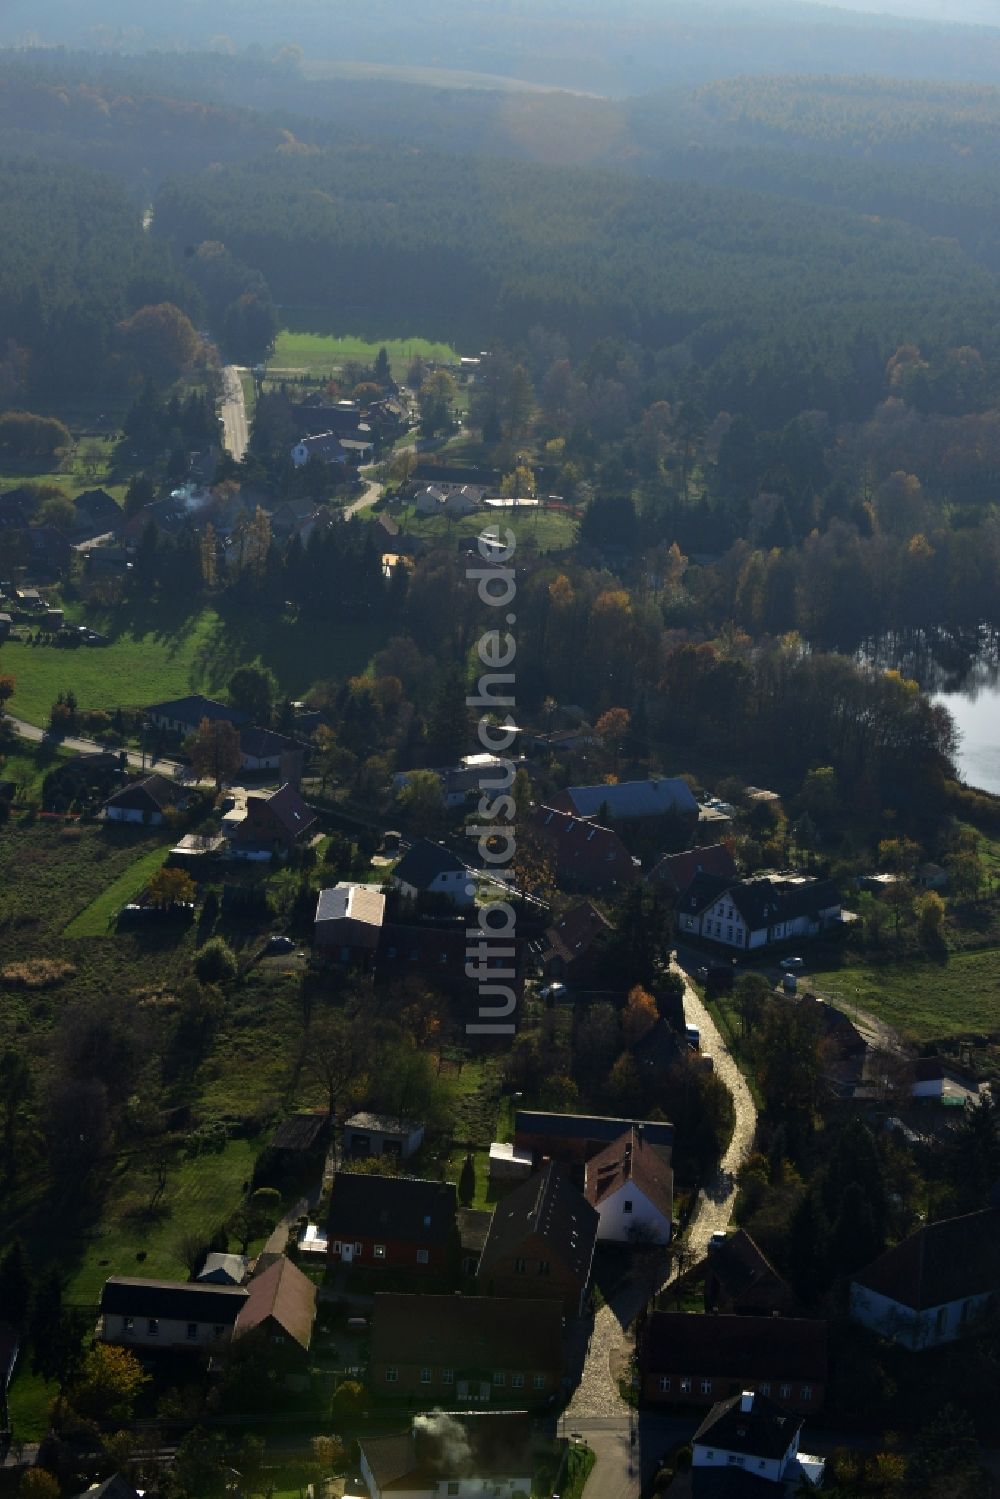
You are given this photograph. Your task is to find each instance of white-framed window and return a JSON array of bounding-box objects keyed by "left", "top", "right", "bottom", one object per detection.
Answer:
[
  {"left": 417, "top": 1249, "right": 430, "bottom": 1264},
  {"left": 147, "top": 1318, "right": 159, "bottom": 1336},
  {"left": 421, "top": 1367, "right": 432, "bottom": 1384},
  {"left": 213, "top": 1324, "right": 224, "bottom": 1338},
  {"left": 443, "top": 1368, "right": 455, "bottom": 1384},
  {"left": 493, "top": 1371, "right": 505, "bottom": 1386},
  {"left": 186, "top": 1322, "right": 198, "bottom": 1340},
  {"left": 514, "top": 1257, "right": 526, "bottom": 1274},
  {"left": 385, "top": 1367, "right": 398, "bottom": 1383},
  {"left": 727, "top": 1456, "right": 745, "bottom": 1468},
  {"left": 705, "top": 1451, "right": 714, "bottom": 1460},
  {"left": 354, "top": 1241, "right": 363, "bottom": 1254},
  {"left": 658, "top": 1376, "right": 671, "bottom": 1393},
  {"left": 374, "top": 1244, "right": 386, "bottom": 1259},
  {"left": 512, "top": 1373, "right": 524, "bottom": 1388},
  {"left": 623, "top": 1200, "right": 633, "bottom": 1214},
  {"left": 759, "top": 1382, "right": 771, "bottom": 1396},
  {"left": 758, "top": 1461, "right": 767, "bottom": 1470},
  {"left": 124, "top": 1316, "right": 134, "bottom": 1332},
  {"left": 538, "top": 1260, "right": 550, "bottom": 1276},
  {"left": 700, "top": 1379, "right": 712, "bottom": 1395},
  {"left": 680, "top": 1377, "right": 692, "bottom": 1393},
  {"left": 331, "top": 1240, "right": 341, "bottom": 1253},
  {"left": 780, "top": 1384, "right": 791, "bottom": 1400},
  {"left": 532, "top": 1374, "right": 545, "bottom": 1389},
  {"left": 802, "top": 1385, "right": 812, "bottom": 1401}
]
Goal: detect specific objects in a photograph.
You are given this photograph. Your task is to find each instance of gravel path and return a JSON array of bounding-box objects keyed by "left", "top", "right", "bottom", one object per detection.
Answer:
[{"left": 564, "top": 954, "right": 759, "bottom": 1428}]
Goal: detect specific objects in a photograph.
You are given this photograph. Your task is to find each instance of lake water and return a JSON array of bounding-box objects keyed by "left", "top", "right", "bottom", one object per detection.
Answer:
[{"left": 863, "top": 628, "right": 1000, "bottom": 795}]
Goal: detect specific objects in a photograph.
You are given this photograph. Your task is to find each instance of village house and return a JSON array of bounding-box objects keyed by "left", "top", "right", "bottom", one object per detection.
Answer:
[
  {"left": 648, "top": 843, "right": 737, "bottom": 898},
  {"left": 677, "top": 873, "right": 841, "bottom": 952},
  {"left": 531, "top": 805, "right": 637, "bottom": 894},
  {"left": 376, "top": 919, "right": 527, "bottom": 1001},
  {"left": 359, "top": 1413, "right": 535, "bottom": 1499},
  {"left": 71, "top": 1477, "right": 143, "bottom": 1499},
  {"left": 102, "top": 773, "right": 182, "bottom": 826},
  {"left": 513, "top": 1109, "right": 674, "bottom": 1176},
  {"left": 314, "top": 883, "right": 386, "bottom": 967},
  {"left": 342, "top": 1111, "right": 425, "bottom": 1161},
  {"left": 238, "top": 725, "right": 302, "bottom": 775},
  {"left": 477, "top": 1161, "right": 599, "bottom": 1316},
  {"left": 368, "top": 1292, "right": 564, "bottom": 1405},
  {"left": 412, "top": 483, "right": 483, "bottom": 517},
  {"left": 258, "top": 1113, "right": 330, "bottom": 1181},
  {"left": 390, "top": 838, "right": 476, "bottom": 906},
  {"left": 290, "top": 432, "right": 351, "bottom": 468},
  {"left": 72, "top": 487, "right": 124, "bottom": 542},
  {"left": 541, "top": 902, "right": 613, "bottom": 986},
  {"left": 327, "top": 1172, "right": 459, "bottom": 1276},
  {"left": 229, "top": 782, "right": 317, "bottom": 859},
  {"left": 691, "top": 1390, "right": 825, "bottom": 1491},
  {"left": 583, "top": 1127, "right": 673, "bottom": 1245},
  {"left": 552, "top": 777, "right": 698, "bottom": 828},
  {"left": 704, "top": 1231, "right": 802, "bottom": 1319},
  {"left": 850, "top": 1206, "right": 1000, "bottom": 1350},
  {"left": 232, "top": 1253, "right": 317, "bottom": 1362},
  {"left": 147, "top": 694, "right": 249, "bottom": 737},
  {"left": 97, "top": 1276, "right": 248, "bottom": 1351},
  {"left": 638, "top": 1312, "right": 828, "bottom": 1412},
  {"left": 290, "top": 399, "right": 363, "bottom": 437}
]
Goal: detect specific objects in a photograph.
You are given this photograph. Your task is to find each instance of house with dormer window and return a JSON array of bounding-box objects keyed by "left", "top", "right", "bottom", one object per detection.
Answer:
[{"left": 676, "top": 873, "right": 841, "bottom": 952}]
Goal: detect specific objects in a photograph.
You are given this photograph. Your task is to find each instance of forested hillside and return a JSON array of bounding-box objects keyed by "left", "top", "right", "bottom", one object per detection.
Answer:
[{"left": 152, "top": 146, "right": 999, "bottom": 421}]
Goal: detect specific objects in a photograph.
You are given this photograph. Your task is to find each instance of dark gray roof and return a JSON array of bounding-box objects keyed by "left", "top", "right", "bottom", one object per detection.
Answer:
[
  {"left": 239, "top": 725, "right": 298, "bottom": 759},
  {"left": 100, "top": 1276, "right": 247, "bottom": 1323},
  {"left": 515, "top": 1109, "right": 674, "bottom": 1149},
  {"left": 693, "top": 1392, "right": 803, "bottom": 1460},
  {"left": 148, "top": 694, "right": 249, "bottom": 726},
  {"left": 71, "top": 1477, "right": 143, "bottom": 1499},
  {"left": 564, "top": 778, "right": 697, "bottom": 820},
  {"left": 642, "top": 1313, "right": 827, "bottom": 1384},
  {"left": 681, "top": 873, "right": 840, "bottom": 929},
  {"left": 104, "top": 773, "right": 180, "bottom": 813},
  {"left": 479, "top": 1161, "right": 598, "bottom": 1283},
  {"left": 328, "top": 1172, "right": 457, "bottom": 1247},
  {"left": 371, "top": 1292, "right": 563, "bottom": 1370},
  {"left": 853, "top": 1206, "right": 1000, "bottom": 1310},
  {"left": 393, "top": 838, "right": 469, "bottom": 889},
  {"left": 269, "top": 1114, "right": 327, "bottom": 1152}
]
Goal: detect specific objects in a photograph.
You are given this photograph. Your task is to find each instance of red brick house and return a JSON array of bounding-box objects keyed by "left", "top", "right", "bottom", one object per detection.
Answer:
[
  {"left": 231, "top": 782, "right": 317, "bottom": 859},
  {"left": 477, "top": 1161, "right": 598, "bottom": 1316},
  {"left": 638, "top": 1312, "right": 828, "bottom": 1412},
  {"left": 369, "top": 1292, "right": 564, "bottom": 1405},
  {"left": 647, "top": 843, "right": 736, "bottom": 898},
  {"left": 531, "top": 804, "right": 636, "bottom": 894},
  {"left": 327, "top": 1172, "right": 459, "bottom": 1277},
  {"left": 541, "top": 901, "right": 613, "bottom": 985}
]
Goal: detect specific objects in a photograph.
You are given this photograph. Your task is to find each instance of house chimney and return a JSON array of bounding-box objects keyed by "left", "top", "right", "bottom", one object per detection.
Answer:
[{"left": 740, "top": 1391, "right": 754, "bottom": 1414}]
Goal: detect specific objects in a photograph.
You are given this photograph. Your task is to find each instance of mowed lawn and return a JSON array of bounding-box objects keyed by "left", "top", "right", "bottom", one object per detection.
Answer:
[
  {"left": 64, "top": 843, "right": 172, "bottom": 936},
  {"left": 2, "top": 606, "right": 389, "bottom": 727},
  {"left": 810, "top": 948, "right": 1000, "bottom": 1039},
  {"left": 269, "top": 330, "right": 458, "bottom": 376}
]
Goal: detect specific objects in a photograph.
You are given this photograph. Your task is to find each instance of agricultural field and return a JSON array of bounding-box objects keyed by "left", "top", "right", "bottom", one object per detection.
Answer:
[
  {"left": 809, "top": 949, "right": 1000, "bottom": 1040},
  {"left": 268, "top": 330, "right": 459, "bottom": 377},
  {"left": 1, "top": 603, "right": 389, "bottom": 727}
]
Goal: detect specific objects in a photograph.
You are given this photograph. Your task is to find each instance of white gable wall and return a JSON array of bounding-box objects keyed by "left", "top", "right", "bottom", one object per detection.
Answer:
[{"left": 594, "top": 1181, "right": 671, "bottom": 1245}]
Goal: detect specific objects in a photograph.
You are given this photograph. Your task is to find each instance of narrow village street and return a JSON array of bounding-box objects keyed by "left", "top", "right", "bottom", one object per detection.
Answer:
[{"left": 564, "top": 955, "right": 759, "bottom": 1497}]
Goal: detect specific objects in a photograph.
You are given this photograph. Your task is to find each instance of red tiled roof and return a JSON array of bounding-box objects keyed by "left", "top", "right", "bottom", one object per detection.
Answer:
[
  {"left": 853, "top": 1207, "right": 1000, "bottom": 1310},
  {"left": 585, "top": 1127, "right": 673, "bottom": 1222},
  {"left": 649, "top": 843, "right": 736, "bottom": 894}
]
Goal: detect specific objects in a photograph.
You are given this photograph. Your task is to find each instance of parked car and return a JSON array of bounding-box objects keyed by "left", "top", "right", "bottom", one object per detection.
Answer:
[
  {"left": 708, "top": 1231, "right": 728, "bottom": 1249},
  {"left": 539, "top": 981, "right": 568, "bottom": 1001},
  {"left": 685, "top": 1024, "right": 701, "bottom": 1050},
  {"left": 263, "top": 934, "right": 294, "bottom": 955},
  {"left": 779, "top": 956, "right": 804, "bottom": 971}
]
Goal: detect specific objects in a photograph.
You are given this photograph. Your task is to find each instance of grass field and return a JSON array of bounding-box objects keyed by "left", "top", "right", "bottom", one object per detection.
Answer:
[
  {"left": 0, "top": 436, "right": 126, "bottom": 505},
  {"left": 269, "top": 330, "right": 459, "bottom": 377},
  {"left": 64, "top": 843, "right": 172, "bottom": 937},
  {"left": 400, "top": 503, "right": 578, "bottom": 553},
  {"left": 2, "top": 604, "right": 389, "bottom": 727},
  {"left": 810, "top": 949, "right": 1000, "bottom": 1039}
]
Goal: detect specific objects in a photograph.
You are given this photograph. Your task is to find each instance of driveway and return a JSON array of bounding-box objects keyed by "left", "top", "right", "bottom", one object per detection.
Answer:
[{"left": 343, "top": 464, "right": 383, "bottom": 519}]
